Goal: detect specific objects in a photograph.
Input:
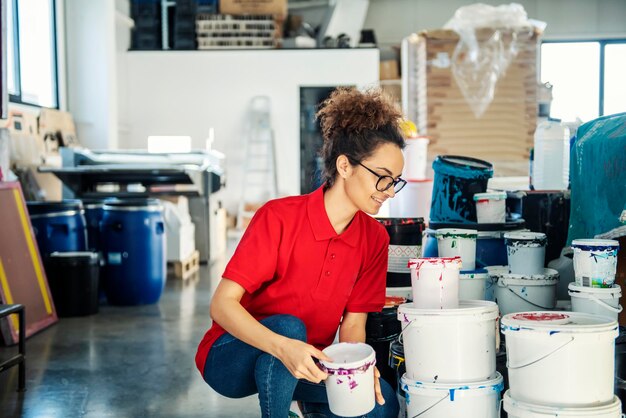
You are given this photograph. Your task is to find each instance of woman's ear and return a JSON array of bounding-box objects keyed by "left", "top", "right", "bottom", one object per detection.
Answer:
[{"left": 336, "top": 154, "right": 352, "bottom": 179}]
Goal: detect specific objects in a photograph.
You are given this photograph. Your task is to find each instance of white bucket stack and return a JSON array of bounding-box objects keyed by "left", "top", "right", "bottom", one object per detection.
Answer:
[
  {"left": 398, "top": 257, "right": 503, "bottom": 417},
  {"left": 568, "top": 239, "right": 621, "bottom": 321},
  {"left": 501, "top": 311, "right": 622, "bottom": 417}
]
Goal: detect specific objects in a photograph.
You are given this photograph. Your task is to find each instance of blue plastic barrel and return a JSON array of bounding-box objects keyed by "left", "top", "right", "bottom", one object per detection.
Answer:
[
  {"left": 429, "top": 156, "right": 493, "bottom": 223},
  {"left": 100, "top": 199, "right": 165, "bottom": 305},
  {"left": 81, "top": 199, "right": 110, "bottom": 252},
  {"left": 27, "top": 200, "right": 88, "bottom": 258}
]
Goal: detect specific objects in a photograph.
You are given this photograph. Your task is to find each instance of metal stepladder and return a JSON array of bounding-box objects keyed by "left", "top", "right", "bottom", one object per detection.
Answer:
[{"left": 237, "top": 96, "right": 278, "bottom": 230}]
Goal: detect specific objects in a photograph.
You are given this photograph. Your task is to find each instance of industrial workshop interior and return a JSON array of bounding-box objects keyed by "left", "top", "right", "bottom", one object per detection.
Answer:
[{"left": 0, "top": 0, "right": 625, "bottom": 417}]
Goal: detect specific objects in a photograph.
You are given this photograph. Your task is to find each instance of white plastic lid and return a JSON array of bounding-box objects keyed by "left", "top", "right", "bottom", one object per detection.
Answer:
[
  {"left": 501, "top": 311, "right": 618, "bottom": 334},
  {"left": 402, "top": 372, "right": 503, "bottom": 395},
  {"left": 408, "top": 257, "right": 462, "bottom": 270},
  {"left": 571, "top": 239, "right": 619, "bottom": 248},
  {"left": 320, "top": 342, "right": 375, "bottom": 371},
  {"left": 490, "top": 267, "right": 559, "bottom": 284},
  {"left": 473, "top": 191, "right": 507, "bottom": 201},
  {"left": 568, "top": 282, "right": 622, "bottom": 297},
  {"left": 398, "top": 300, "right": 499, "bottom": 323},
  {"left": 434, "top": 228, "right": 478, "bottom": 238},
  {"left": 503, "top": 391, "right": 622, "bottom": 417},
  {"left": 504, "top": 231, "right": 547, "bottom": 241}
]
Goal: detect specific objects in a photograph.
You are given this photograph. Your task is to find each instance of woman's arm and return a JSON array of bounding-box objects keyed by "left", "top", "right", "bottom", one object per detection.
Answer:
[{"left": 210, "top": 278, "right": 330, "bottom": 383}]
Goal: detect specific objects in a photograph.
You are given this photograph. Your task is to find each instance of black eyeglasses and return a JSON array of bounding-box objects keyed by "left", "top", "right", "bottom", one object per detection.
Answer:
[{"left": 357, "top": 162, "right": 407, "bottom": 193}]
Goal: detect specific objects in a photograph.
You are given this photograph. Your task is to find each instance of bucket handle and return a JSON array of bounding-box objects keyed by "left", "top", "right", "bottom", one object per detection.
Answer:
[
  {"left": 588, "top": 293, "right": 623, "bottom": 313},
  {"left": 507, "top": 336, "right": 574, "bottom": 370},
  {"left": 501, "top": 283, "right": 556, "bottom": 310},
  {"left": 398, "top": 320, "right": 414, "bottom": 344},
  {"left": 410, "top": 391, "right": 449, "bottom": 417}
]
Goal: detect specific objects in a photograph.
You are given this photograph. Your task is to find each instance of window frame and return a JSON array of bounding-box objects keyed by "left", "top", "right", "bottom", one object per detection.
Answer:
[
  {"left": 8, "top": 0, "right": 60, "bottom": 109},
  {"left": 541, "top": 38, "right": 626, "bottom": 118}
]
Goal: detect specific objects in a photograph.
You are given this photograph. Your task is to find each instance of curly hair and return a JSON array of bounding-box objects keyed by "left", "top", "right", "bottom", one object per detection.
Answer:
[{"left": 316, "top": 87, "right": 405, "bottom": 188}]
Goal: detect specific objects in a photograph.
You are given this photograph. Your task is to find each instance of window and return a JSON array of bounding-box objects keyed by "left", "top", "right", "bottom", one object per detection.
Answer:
[
  {"left": 7, "top": 0, "right": 58, "bottom": 108},
  {"left": 540, "top": 40, "right": 626, "bottom": 123}
]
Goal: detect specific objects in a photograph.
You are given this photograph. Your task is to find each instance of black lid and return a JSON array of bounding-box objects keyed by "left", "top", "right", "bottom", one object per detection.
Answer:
[
  {"left": 377, "top": 218, "right": 425, "bottom": 227},
  {"left": 103, "top": 198, "right": 162, "bottom": 209},
  {"left": 26, "top": 200, "right": 84, "bottom": 215},
  {"left": 437, "top": 155, "right": 493, "bottom": 170},
  {"left": 429, "top": 217, "right": 525, "bottom": 232}
]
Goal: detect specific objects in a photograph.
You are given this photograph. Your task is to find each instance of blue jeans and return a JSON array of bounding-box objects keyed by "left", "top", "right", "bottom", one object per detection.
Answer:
[{"left": 203, "top": 314, "right": 399, "bottom": 418}]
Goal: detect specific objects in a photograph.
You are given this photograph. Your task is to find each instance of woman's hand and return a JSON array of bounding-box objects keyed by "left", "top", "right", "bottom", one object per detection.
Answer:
[
  {"left": 374, "top": 367, "right": 385, "bottom": 405},
  {"left": 276, "top": 338, "right": 332, "bottom": 383}
]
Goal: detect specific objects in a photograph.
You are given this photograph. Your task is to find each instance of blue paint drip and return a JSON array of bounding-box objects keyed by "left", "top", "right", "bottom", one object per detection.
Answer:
[{"left": 449, "top": 388, "right": 455, "bottom": 401}]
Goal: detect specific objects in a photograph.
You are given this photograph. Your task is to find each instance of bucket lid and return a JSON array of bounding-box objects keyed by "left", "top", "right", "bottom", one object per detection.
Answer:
[
  {"left": 460, "top": 268, "right": 489, "bottom": 279},
  {"left": 568, "top": 282, "right": 622, "bottom": 297},
  {"left": 494, "top": 268, "right": 559, "bottom": 285},
  {"left": 435, "top": 228, "right": 478, "bottom": 238},
  {"left": 384, "top": 296, "right": 406, "bottom": 308},
  {"left": 473, "top": 191, "right": 507, "bottom": 201},
  {"left": 432, "top": 155, "right": 494, "bottom": 178},
  {"left": 26, "top": 200, "right": 84, "bottom": 215},
  {"left": 408, "top": 257, "right": 462, "bottom": 270},
  {"left": 501, "top": 311, "right": 619, "bottom": 334},
  {"left": 503, "top": 391, "right": 622, "bottom": 417},
  {"left": 402, "top": 372, "right": 503, "bottom": 394},
  {"left": 504, "top": 231, "right": 547, "bottom": 244},
  {"left": 103, "top": 198, "right": 163, "bottom": 212},
  {"left": 572, "top": 239, "right": 620, "bottom": 251},
  {"left": 377, "top": 217, "right": 424, "bottom": 227},
  {"left": 398, "top": 300, "right": 499, "bottom": 323},
  {"left": 320, "top": 342, "right": 376, "bottom": 372}
]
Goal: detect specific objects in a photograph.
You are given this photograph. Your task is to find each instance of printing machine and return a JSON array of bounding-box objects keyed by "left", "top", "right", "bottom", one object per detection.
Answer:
[{"left": 40, "top": 147, "right": 226, "bottom": 263}]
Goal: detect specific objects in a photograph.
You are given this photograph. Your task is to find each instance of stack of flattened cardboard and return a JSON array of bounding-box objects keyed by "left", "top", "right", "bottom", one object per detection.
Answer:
[{"left": 413, "top": 28, "right": 539, "bottom": 176}]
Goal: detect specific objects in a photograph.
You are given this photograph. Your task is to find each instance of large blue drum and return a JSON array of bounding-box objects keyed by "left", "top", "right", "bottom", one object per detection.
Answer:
[
  {"left": 81, "top": 199, "right": 107, "bottom": 253},
  {"left": 27, "top": 200, "right": 88, "bottom": 258},
  {"left": 100, "top": 199, "right": 165, "bottom": 305},
  {"left": 430, "top": 156, "right": 493, "bottom": 223}
]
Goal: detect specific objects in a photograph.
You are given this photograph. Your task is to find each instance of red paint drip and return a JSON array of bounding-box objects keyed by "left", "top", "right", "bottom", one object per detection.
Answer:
[{"left": 511, "top": 312, "right": 570, "bottom": 322}]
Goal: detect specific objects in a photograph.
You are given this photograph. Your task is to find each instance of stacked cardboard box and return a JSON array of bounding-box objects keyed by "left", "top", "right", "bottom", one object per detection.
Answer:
[{"left": 410, "top": 28, "right": 539, "bottom": 176}]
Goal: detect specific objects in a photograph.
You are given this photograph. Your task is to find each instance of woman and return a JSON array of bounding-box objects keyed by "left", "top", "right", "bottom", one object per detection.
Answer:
[{"left": 196, "top": 87, "right": 406, "bottom": 417}]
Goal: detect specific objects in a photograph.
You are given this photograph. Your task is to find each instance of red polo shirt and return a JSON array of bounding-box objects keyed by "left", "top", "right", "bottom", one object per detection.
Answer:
[{"left": 195, "top": 186, "right": 389, "bottom": 374}]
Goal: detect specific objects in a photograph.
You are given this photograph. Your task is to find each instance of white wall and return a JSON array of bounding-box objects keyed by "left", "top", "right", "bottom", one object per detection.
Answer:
[
  {"left": 363, "top": 0, "right": 626, "bottom": 46},
  {"left": 123, "top": 49, "right": 379, "bottom": 212}
]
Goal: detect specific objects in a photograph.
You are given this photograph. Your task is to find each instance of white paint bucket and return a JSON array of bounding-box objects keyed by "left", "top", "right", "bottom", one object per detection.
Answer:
[
  {"left": 460, "top": 269, "right": 489, "bottom": 300},
  {"left": 493, "top": 268, "right": 558, "bottom": 315},
  {"left": 401, "top": 372, "right": 503, "bottom": 418},
  {"left": 397, "top": 301, "right": 499, "bottom": 382},
  {"left": 389, "top": 179, "right": 433, "bottom": 222},
  {"left": 485, "top": 266, "right": 506, "bottom": 302},
  {"left": 572, "top": 239, "right": 620, "bottom": 288},
  {"left": 403, "top": 136, "right": 430, "bottom": 180},
  {"left": 408, "top": 257, "right": 462, "bottom": 309},
  {"left": 319, "top": 342, "right": 376, "bottom": 417},
  {"left": 435, "top": 228, "right": 478, "bottom": 270},
  {"left": 501, "top": 312, "right": 619, "bottom": 407},
  {"left": 504, "top": 232, "right": 547, "bottom": 275},
  {"left": 503, "top": 391, "right": 623, "bottom": 418},
  {"left": 474, "top": 191, "right": 507, "bottom": 224},
  {"left": 386, "top": 286, "right": 412, "bottom": 301},
  {"left": 568, "top": 283, "right": 622, "bottom": 321}
]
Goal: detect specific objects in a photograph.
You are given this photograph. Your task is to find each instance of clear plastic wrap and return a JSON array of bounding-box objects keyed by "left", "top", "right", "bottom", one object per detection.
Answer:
[{"left": 444, "top": 3, "right": 545, "bottom": 117}]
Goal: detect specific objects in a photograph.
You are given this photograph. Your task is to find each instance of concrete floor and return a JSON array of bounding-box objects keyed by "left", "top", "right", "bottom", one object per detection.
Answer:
[{"left": 0, "top": 251, "right": 262, "bottom": 417}]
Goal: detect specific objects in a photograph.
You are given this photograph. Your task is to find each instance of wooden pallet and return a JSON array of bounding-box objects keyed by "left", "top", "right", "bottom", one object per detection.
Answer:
[{"left": 168, "top": 250, "right": 200, "bottom": 280}]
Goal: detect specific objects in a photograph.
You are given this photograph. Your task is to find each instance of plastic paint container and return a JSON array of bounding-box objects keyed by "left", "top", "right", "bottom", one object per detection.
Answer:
[
  {"left": 503, "top": 391, "right": 623, "bottom": 418},
  {"left": 398, "top": 301, "right": 498, "bottom": 382},
  {"left": 403, "top": 136, "right": 430, "bottom": 180},
  {"left": 27, "top": 200, "right": 88, "bottom": 258},
  {"left": 388, "top": 179, "right": 433, "bottom": 222},
  {"left": 501, "top": 312, "right": 618, "bottom": 407},
  {"left": 572, "top": 239, "right": 620, "bottom": 288},
  {"left": 408, "top": 257, "right": 462, "bottom": 309},
  {"left": 402, "top": 372, "right": 503, "bottom": 418},
  {"left": 492, "top": 267, "right": 559, "bottom": 315},
  {"left": 505, "top": 232, "right": 547, "bottom": 275},
  {"left": 568, "top": 283, "right": 622, "bottom": 321},
  {"left": 474, "top": 191, "right": 507, "bottom": 224},
  {"left": 388, "top": 338, "right": 406, "bottom": 414},
  {"left": 320, "top": 342, "right": 377, "bottom": 417},
  {"left": 429, "top": 155, "right": 493, "bottom": 223},
  {"left": 378, "top": 218, "right": 425, "bottom": 288},
  {"left": 385, "top": 286, "right": 412, "bottom": 301},
  {"left": 435, "top": 229, "right": 478, "bottom": 270},
  {"left": 460, "top": 269, "right": 489, "bottom": 301}
]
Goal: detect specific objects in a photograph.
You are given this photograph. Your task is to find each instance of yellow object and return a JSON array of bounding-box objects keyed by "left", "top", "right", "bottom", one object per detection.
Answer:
[{"left": 400, "top": 120, "right": 419, "bottom": 138}]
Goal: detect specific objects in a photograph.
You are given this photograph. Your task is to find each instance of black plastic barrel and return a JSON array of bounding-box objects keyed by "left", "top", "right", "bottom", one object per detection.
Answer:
[
  {"left": 365, "top": 297, "right": 405, "bottom": 391},
  {"left": 46, "top": 252, "right": 99, "bottom": 317},
  {"left": 378, "top": 218, "right": 424, "bottom": 287},
  {"left": 430, "top": 155, "right": 493, "bottom": 223}
]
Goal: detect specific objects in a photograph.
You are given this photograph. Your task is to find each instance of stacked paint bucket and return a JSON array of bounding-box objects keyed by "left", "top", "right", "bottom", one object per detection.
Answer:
[
  {"left": 501, "top": 311, "right": 622, "bottom": 417},
  {"left": 487, "top": 231, "right": 559, "bottom": 316},
  {"left": 397, "top": 257, "right": 503, "bottom": 418},
  {"left": 568, "top": 239, "right": 622, "bottom": 320}
]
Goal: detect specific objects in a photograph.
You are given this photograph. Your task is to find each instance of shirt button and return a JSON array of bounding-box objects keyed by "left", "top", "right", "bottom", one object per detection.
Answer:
[
  {"left": 330, "top": 253, "right": 336, "bottom": 260},
  {"left": 325, "top": 271, "right": 331, "bottom": 276}
]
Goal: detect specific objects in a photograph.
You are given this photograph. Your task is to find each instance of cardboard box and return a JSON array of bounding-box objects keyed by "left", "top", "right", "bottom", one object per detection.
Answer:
[
  {"left": 219, "top": 0, "right": 287, "bottom": 18},
  {"left": 166, "top": 222, "right": 196, "bottom": 262},
  {"left": 379, "top": 60, "right": 399, "bottom": 80},
  {"left": 409, "top": 28, "right": 539, "bottom": 176}
]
